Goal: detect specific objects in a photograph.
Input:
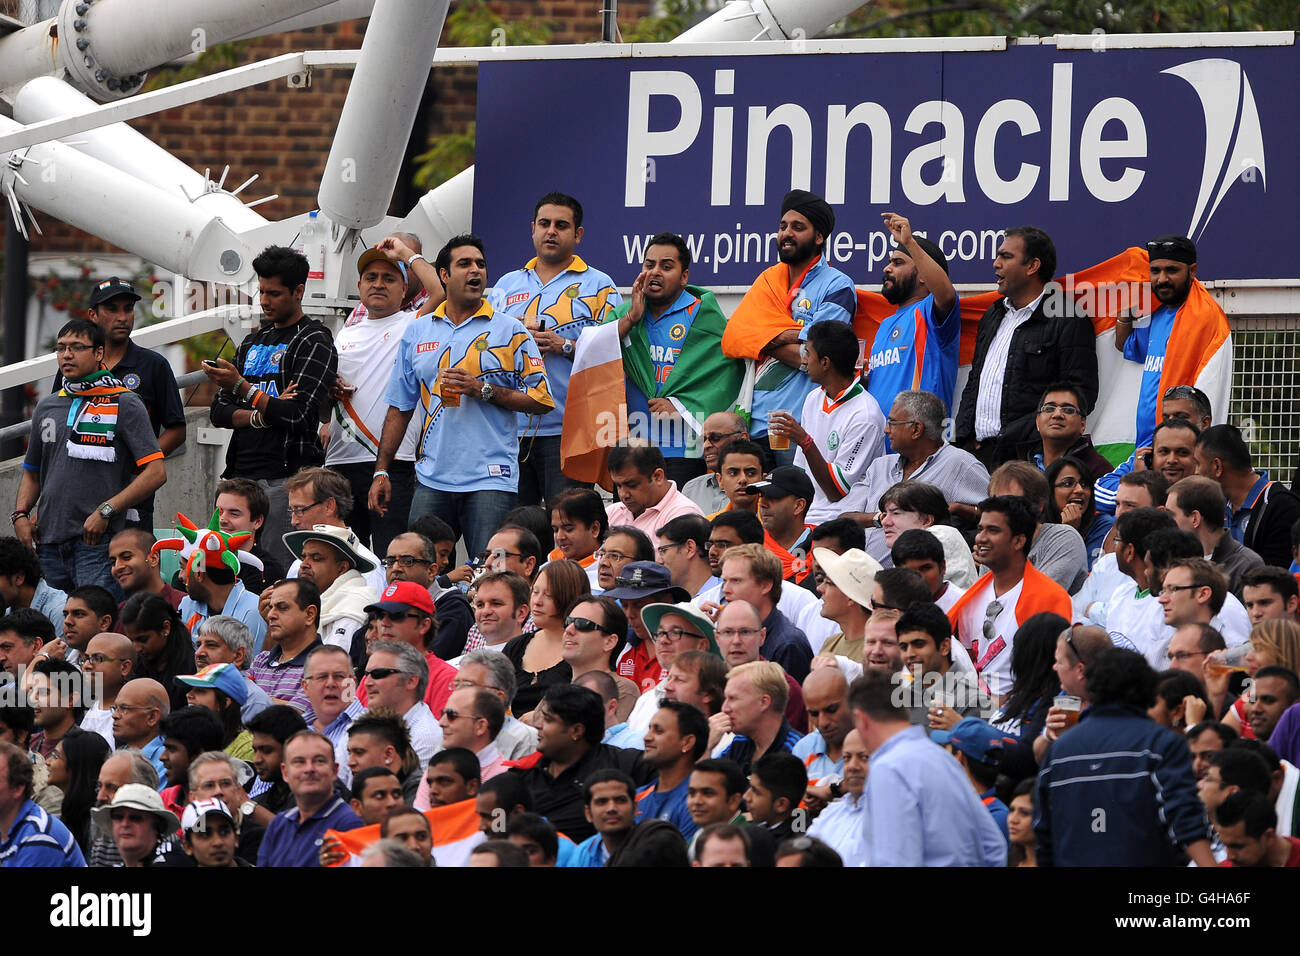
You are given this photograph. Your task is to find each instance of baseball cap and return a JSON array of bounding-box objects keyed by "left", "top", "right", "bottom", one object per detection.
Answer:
[
  {"left": 88, "top": 277, "right": 142, "bottom": 308},
  {"left": 600, "top": 561, "right": 689, "bottom": 603},
  {"left": 746, "top": 465, "right": 815, "bottom": 502},
  {"left": 930, "top": 717, "right": 1014, "bottom": 762},
  {"left": 364, "top": 580, "right": 436, "bottom": 617},
  {"left": 357, "top": 247, "right": 408, "bottom": 281},
  {"left": 181, "top": 798, "right": 235, "bottom": 833},
  {"left": 174, "top": 662, "right": 249, "bottom": 705}
]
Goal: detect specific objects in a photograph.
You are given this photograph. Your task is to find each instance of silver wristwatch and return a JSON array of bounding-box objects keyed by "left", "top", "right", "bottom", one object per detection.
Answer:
[
  {"left": 97, "top": 502, "right": 117, "bottom": 519},
  {"left": 561, "top": 339, "right": 574, "bottom": 356},
  {"left": 480, "top": 383, "right": 496, "bottom": 403}
]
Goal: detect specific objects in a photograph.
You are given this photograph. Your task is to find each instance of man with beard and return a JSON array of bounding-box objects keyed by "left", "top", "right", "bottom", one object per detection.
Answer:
[
  {"left": 1114, "top": 234, "right": 1230, "bottom": 456},
  {"left": 866, "top": 212, "right": 960, "bottom": 417},
  {"left": 724, "top": 190, "right": 857, "bottom": 467}
]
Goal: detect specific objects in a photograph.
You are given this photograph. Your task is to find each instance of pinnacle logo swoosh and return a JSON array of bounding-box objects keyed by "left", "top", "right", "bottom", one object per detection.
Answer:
[{"left": 1163, "top": 58, "right": 1267, "bottom": 240}]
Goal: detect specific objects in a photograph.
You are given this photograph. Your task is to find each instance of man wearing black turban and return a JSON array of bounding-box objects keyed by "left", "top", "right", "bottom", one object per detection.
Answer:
[{"left": 748, "top": 189, "right": 858, "bottom": 469}]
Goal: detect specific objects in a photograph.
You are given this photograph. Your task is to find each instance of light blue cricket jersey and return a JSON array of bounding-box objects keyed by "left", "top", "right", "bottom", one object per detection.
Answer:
[
  {"left": 749, "top": 256, "right": 857, "bottom": 437},
  {"left": 489, "top": 255, "right": 621, "bottom": 437},
  {"left": 384, "top": 301, "right": 554, "bottom": 493}
]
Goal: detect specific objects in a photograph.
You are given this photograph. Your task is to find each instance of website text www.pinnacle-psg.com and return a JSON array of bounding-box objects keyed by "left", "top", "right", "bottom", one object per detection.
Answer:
[{"left": 621, "top": 225, "right": 1008, "bottom": 276}]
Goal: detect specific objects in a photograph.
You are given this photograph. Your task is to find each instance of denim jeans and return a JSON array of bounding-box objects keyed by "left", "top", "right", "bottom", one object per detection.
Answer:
[
  {"left": 516, "top": 433, "right": 590, "bottom": 509},
  {"left": 408, "top": 484, "right": 517, "bottom": 560},
  {"left": 331, "top": 459, "right": 416, "bottom": 557},
  {"left": 38, "top": 539, "right": 122, "bottom": 602}
]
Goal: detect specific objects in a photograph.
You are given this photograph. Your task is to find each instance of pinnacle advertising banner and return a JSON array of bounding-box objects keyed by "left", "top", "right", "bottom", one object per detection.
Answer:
[{"left": 474, "top": 42, "right": 1288, "bottom": 286}]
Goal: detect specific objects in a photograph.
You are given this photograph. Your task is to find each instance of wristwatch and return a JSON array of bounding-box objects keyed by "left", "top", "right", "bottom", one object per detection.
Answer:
[
  {"left": 97, "top": 502, "right": 117, "bottom": 519},
  {"left": 240, "top": 800, "right": 256, "bottom": 817},
  {"left": 480, "top": 383, "right": 496, "bottom": 403},
  {"left": 828, "top": 781, "right": 844, "bottom": 800},
  {"left": 561, "top": 339, "right": 574, "bottom": 357}
]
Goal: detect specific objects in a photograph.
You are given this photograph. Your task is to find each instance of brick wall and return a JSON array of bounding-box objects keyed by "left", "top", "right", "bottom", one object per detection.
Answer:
[{"left": 2, "top": 0, "right": 652, "bottom": 257}]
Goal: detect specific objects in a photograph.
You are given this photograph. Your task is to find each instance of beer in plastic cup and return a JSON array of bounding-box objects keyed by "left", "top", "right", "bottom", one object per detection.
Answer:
[
  {"left": 1057, "top": 694, "right": 1082, "bottom": 729},
  {"left": 438, "top": 369, "right": 461, "bottom": 408},
  {"left": 769, "top": 410, "right": 791, "bottom": 450},
  {"left": 1206, "top": 642, "right": 1251, "bottom": 677}
]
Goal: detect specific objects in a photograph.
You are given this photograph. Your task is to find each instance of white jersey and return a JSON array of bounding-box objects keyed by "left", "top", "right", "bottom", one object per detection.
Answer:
[
  {"left": 794, "top": 381, "right": 885, "bottom": 525},
  {"left": 326, "top": 308, "right": 421, "bottom": 465}
]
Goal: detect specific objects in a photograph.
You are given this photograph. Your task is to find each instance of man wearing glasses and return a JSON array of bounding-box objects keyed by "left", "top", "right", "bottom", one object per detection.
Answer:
[
  {"left": 302, "top": 644, "right": 365, "bottom": 785},
  {"left": 850, "top": 389, "right": 989, "bottom": 534},
  {"left": 383, "top": 531, "right": 473, "bottom": 661},
  {"left": 110, "top": 677, "right": 171, "bottom": 788},
  {"left": 79, "top": 631, "right": 136, "bottom": 746},
  {"left": 356, "top": 581, "right": 457, "bottom": 718},
  {"left": 15, "top": 319, "right": 164, "bottom": 598},
  {"left": 282, "top": 467, "right": 387, "bottom": 594},
  {"left": 680, "top": 412, "right": 750, "bottom": 515},
  {"left": 1024, "top": 383, "right": 1115, "bottom": 482}
]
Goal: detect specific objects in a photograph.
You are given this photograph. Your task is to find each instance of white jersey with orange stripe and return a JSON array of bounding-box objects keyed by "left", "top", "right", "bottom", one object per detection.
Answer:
[
  {"left": 326, "top": 306, "right": 421, "bottom": 465},
  {"left": 794, "top": 379, "right": 885, "bottom": 525}
]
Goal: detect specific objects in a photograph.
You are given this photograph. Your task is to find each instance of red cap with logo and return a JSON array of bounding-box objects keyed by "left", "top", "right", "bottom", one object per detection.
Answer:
[{"left": 363, "top": 579, "right": 436, "bottom": 617}]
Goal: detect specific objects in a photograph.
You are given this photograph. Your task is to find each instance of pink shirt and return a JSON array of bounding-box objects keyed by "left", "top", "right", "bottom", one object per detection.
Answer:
[
  {"left": 413, "top": 743, "right": 508, "bottom": 811},
  {"left": 605, "top": 481, "right": 704, "bottom": 548}
]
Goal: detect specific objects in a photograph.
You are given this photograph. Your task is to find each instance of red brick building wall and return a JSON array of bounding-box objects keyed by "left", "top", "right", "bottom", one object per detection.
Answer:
[{"left": 2, "top": 1, "right": 651, "bottom": 256}]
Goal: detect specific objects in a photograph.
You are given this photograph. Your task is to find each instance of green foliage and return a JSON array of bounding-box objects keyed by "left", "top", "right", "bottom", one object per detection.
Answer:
[
  {"left": 412, "top": 122, "right": 477, "bottom": 191},
  {"left": 824, "top": 0, "right": 1300, "bottom": 39},
  {"left": 445, "top": 0, "right": 554, "bottom": 46},
  {"left": 142, "top": 42, "right": 245, "bottom": 93},
  {"left": 624, "top": 0, "right": 712, "bottom": 42}
]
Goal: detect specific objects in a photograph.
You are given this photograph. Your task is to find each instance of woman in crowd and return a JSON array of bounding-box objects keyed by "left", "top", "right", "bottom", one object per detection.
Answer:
[
  {"left": 120, "top": 592, "right": 194, "bottom": 712},
  {"left": 1006, "top": 779, "right": 1037, "bottom": 867},
  {"left": 548, "top": 488, "right": 608, "bottom": 591},
  {"left": 1211, "top": 618, "right": 1300, "bottom": 738},
  {"left": 991, "top": 612, "right": 1068, "bottom": 779},
  {"left": 47, "top": 726, "right": 112, "bottom": 854},
  {"left": 875, "top": 481, "right": 977, "bottom": 586},
  {"left": 1044, "top": 455, "right": 1114, "bottom": 570},
  {"left": 177, "top": 663, "right": 255, "bottom": 760},
  {"left": 503, "top": 559, "right": 591, "bottom": 714}
]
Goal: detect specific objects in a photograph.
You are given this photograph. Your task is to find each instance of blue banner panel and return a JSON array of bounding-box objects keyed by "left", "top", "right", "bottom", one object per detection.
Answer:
[{"left": 474, "top": 44, "right": 1290, "bottom": 286}]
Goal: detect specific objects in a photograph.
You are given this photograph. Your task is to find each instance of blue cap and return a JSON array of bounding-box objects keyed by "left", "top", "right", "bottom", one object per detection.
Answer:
[
  {"left": 174, "top": 662, "right": 249, "bottom": 705},
  {"left": 930, "top": 717, "right": 1012, "bottom": 763}
]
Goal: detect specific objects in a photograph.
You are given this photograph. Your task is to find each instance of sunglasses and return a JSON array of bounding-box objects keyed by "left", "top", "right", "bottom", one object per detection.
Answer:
[
  {"left": 363, "top": 667, "right": 408, "bottom": 680},
  {"left": 564, "top": 616, "right": 610, "bottom": 634}
]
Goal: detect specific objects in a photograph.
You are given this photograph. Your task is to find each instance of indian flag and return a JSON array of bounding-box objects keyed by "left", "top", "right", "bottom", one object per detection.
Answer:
[
  {"left": 324, "top": 798, "right": 484, "bottom": 867},
  {"left": 562, "top": 288, "right": 749, "bottom": 488},
  {"left": 854, "top": 246, "right": 1232, "bottom": 466},
  {"left": 561, "top": 320, "right": 628, "bottom": 488}
]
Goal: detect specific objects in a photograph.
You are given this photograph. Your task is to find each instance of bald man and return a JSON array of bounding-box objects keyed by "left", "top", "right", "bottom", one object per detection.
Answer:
[
  {"left": 110, "top": 677, "right": 171, "bottom": 788},
  {"left": 80, "top": 631, "right": 136, "bottom": 746},
  {"left": 794, "top": 666, "right": 854, "bottom": 815},
  {"left": 682, "top": 411, "right": 750, "bottom": 514}
]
